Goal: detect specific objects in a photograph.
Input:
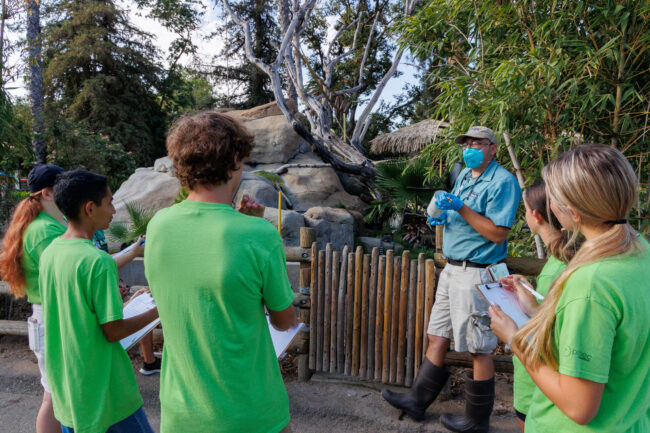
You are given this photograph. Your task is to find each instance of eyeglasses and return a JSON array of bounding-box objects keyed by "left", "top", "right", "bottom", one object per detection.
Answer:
[{"left": 460, "top": 139, "right": 492, "bottom": 148}]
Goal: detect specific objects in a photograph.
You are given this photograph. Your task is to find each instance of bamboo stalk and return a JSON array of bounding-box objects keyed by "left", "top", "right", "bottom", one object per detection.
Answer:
[
  {"left": 323, "top": 244, "right": 332, "bottom": 372},
  {"left": 359, "top": 253, "right": 370, "bottom": 378},
  {"left": 381, "top": 250, "right": 393, "bottom": 383},
  {"left": 405, "top": 259, "right": 417, "bottom": 387},
  {"left": 374, "top": 255, "right": 386, "bottom": 381},
  {"left": 316, "top": 249, "right": 325, "bottom": 371},
  {"left": 423, "top": 259, "right": 436, "bottom": 356},
  {"left": 344, "top": 252, "right": 354, "bottom": 376},
  {"left": 367, "top": 247, "right": 379, "bottom": 380},
  {"left": 330, "top": 250, "right": 340, "bottom": 373},
  {"left": 389, "top": 256, "right": 401, "bottom": 384},
  {"left": 414, "top": 253, "right": 425, "bottom": 375},
  {"left": 337, "top": 246, "right": 349, "bottom": 374},
  {"left": 396, "top": 251, "right": 410, "bottom": 384},
  {"left": 351, "top": 246, "right": 363, "bottom": 376},
  {"left": 309, "top": 242, "right": 318, "bottom": 370}
]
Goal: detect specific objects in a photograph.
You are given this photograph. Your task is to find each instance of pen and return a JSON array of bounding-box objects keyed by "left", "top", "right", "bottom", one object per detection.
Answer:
[{"left": 517, "top": 278, "right": 544, "bottom": 301}]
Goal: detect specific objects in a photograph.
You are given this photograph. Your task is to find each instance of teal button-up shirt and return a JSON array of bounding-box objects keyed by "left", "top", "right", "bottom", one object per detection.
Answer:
[{"left": 442, "top": 160, "right": 522, "bottom": 264}]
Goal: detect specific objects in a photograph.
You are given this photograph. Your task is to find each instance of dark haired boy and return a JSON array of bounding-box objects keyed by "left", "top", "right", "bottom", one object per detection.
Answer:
[
  {"left": 39, "top": 169, "right": 158, "bottom": 433},
  {"left": 145, "top": 111, "right": 297, "bottom": 432}
]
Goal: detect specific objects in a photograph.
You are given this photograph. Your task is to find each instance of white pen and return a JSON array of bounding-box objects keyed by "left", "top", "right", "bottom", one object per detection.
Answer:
[{"left": 516, "top": 277, "right": 545, "bottom": 301}]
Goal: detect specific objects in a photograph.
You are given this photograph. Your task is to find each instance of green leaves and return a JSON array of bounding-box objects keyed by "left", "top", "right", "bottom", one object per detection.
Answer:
[{"left": 107, "top": 201, "right": 155, "bottom": 245}]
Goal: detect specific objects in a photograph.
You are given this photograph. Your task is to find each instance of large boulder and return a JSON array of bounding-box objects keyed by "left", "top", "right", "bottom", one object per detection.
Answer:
[
  {"left": 304, "top": 207, "right": 354, "bottom": 251},
  {"left": 112, "top": 167, "right": 180, "bottom": 225},
  {"left": 234, "top": 172, "right": 289, "bottom": 209},
  {"left": 230, "top": 115, "right": 307, "bottom": 165},
  {"left": 262, "top": 207, "right": 305, "bottom": 246},
  {"left": 281, "top": 166, "right": 366, "bottom": 213},
  {"left": 357, "top": 236, "right": 404, "bottom": 254}
]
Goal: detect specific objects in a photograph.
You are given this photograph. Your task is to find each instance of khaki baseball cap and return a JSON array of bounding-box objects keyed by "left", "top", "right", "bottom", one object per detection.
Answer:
[{"left": 454, "top": 126, "right": 497, "bottom": 145}]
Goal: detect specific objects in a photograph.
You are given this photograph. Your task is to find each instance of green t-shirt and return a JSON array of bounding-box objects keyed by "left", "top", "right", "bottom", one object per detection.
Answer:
[
  {"left": 21, "top": 211, "right": 66, "bottom": 304},
  {"left": 39, "top": 237, "right": 143, "bottom": 433},
  {"left": 513, "top": 255, "right": 566, "bottom": 414},
  {"left": 526, "top": 237, "right": 650, "bottom": 433},
  {"left": 145, "top": 201, "right": 294, "bottom": 433}
]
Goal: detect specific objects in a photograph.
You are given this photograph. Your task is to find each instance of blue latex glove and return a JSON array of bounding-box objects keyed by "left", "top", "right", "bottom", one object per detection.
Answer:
[
  {"left": 435, "top": 192, "right": 463, "bottom": 211},
  {"left": 428, "top": 211, "right": 448, "bottom": 226}
]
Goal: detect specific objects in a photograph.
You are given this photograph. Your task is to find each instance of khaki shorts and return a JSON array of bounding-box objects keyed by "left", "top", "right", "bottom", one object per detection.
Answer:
[
  {"left": 427, "top": 263, "right": 497, "bottom": 353},
  {"left": 28, "top": 304, "right": 50, "bottom": 392}
]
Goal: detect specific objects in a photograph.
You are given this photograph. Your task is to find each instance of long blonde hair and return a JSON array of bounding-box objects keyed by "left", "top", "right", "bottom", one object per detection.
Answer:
[{"left": 514, "top": 145, "right": 641, "bottom": 369}]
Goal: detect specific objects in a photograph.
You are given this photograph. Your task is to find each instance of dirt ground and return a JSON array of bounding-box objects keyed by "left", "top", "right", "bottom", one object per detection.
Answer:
[{"left": 0, "top": 335, "right": 520, "bottom": 432}]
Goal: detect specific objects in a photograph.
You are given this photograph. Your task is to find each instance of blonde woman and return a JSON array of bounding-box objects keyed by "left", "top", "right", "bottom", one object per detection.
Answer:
[{"left": 490, "top": 144, "right": 649, "bottom": 432}]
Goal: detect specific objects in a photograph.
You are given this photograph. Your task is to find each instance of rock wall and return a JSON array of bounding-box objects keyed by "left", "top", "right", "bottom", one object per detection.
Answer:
[{"left": 111, "top": 103, "right": 367, "bottom": 250}]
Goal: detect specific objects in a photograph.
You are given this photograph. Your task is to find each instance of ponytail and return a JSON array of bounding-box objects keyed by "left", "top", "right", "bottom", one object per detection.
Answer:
[{"left": 0, "top": 193, "right": 43, "bottom": 298}]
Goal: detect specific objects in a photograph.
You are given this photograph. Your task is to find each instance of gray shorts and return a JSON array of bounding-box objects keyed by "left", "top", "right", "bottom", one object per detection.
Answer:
[
  {"left": 28, "top": 304, "right": 50, "bottom": 392},
  {"left": 427, "top": 263, "right": 497, "bottom": 353}
]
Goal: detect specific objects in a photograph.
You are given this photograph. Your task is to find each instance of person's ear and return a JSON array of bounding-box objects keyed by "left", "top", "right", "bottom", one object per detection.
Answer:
[
  {"left": 41, "top": 187, "right": 55, "bottom": 202},
  {"left": 566, "top": 205, "right": 582, "bottom": 226},
  {"left": 530, "top": 209, "right": 546, "bottom": 226},
  {"left": 83, "top": 200, "right": 95, "bottom": 218}
]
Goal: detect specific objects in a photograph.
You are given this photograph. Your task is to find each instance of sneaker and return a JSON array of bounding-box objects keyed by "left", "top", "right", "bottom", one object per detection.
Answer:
[{"left": 139, "top": 358, "right": 161, "bottom": 375}]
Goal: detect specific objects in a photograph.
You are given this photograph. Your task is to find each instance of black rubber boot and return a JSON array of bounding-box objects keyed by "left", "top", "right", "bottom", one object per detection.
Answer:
[
  {"left": 381, "top": 358, "right": 450, "bottom": 421},
  {"left": 440, "top": 374, "right": 494, "bottom": 433}
]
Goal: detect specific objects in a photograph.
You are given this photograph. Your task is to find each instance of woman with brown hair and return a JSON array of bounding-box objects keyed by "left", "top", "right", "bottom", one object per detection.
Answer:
[{"left": 0, "top": 164, "right": 66, "bottom": 433}]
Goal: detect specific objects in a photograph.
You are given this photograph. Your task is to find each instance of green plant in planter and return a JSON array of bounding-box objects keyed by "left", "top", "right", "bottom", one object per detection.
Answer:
[{"left": 107, "top": 201, "right": 156, "bottom": 245}]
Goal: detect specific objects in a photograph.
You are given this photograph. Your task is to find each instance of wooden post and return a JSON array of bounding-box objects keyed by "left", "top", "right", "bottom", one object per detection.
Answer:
[
  {"left": 435, "top": 225, "right": 443, "bottom": 253},
  {"left": 381, "top": 250, "right": 393, "bottom": 383},
  {"left": 344, "top": 252, "right": 354, "bottom": 375},
  {"left": 396, "top": 251, "right": 410, "bottom": 384},
  {"left": 422, "top": 259, "right": 436, "bottom": 356},
  {"left": 351, "top": 246, "right": 363, "bottom": 376},
  {"left": 367, "top": 247, "right": 379, "bottom": 380},
  {"left": 414, "top": 253, "right": 425, "bottom": 374},
  {"left": 336, "top": 246, "right": 349, "bottom": 374},
  {"left": 300, "top": 227, "right": 315, "bottom": 248},
  {"left": 405, "top": 259, "right": 417, "bottom": 387},
  {"left": 323, "top": 244, "right": 332, "bottom": 372},
  {"left": 374, "top": 255, "right": 386, "bottom": 381},
  {"left": 316, "top": 250, "right": 325, "bottom": 371},
  {"left": 330, "top": 250, "right": 339, "bottom": 373},
  {"left": 309, "top": 242, "right": 318, "bottom": 370},
  {"left": 389, "top": 256, "right": 401, "bottom": 384},
  {"left": 359, "top": 254, "right": 370, "bottom": 378},
  {"left": 299, "top": 228, "right": 315, "bottom": 288}
]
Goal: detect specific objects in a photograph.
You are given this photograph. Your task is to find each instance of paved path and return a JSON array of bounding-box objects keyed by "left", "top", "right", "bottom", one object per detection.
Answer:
[{"left": 0, "top": 335, "right": 519, "bottom": 432}]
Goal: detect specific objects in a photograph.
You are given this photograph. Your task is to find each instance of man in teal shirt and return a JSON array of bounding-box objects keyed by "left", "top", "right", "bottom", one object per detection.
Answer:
[{"left": 382, "top": 126, "right": 521, "bottom": 433}]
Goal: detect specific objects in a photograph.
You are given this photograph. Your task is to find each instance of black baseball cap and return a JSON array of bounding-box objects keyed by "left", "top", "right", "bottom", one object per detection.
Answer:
[{"left": 27, "top": 164, "right": 66, "bottom": 193}]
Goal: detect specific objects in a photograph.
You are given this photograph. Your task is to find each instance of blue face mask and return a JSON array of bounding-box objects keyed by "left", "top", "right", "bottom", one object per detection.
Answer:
[{"left": 463, "top": 148, "right": 484, "bottom": 169}]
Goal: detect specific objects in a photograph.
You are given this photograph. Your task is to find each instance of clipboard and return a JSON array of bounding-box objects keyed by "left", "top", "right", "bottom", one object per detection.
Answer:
[
  {"left": 120, "top": 293, "right": 160, "bottom": 350},
  {"left": 266, "top": 314, "right": 304, "bottom": 359},
  {"left": 475, "top": 282, "right": 530, "bottom": 328}
]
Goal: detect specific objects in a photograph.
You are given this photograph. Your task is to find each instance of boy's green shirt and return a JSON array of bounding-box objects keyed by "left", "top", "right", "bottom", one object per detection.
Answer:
[
  {"left": 39, "top": 237, "right": 142, "bottom": 433},
  {"left": 145, "top": 201, "right": 294, "bottom": 433},
  {"left": 512, "top": 255, "right": 566, "bottom": 414},
  {"left": 21, "top": 211, "right": 66, "bottom": 304},
  {"left": 526, "top": 237, "right": 650, "bottom": 432}
]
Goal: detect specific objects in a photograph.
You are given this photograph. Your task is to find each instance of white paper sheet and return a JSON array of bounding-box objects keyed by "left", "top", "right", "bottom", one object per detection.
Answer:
[
  {"left": 266, "top": 314, "right": 304, "bottom": 359},
  {"left": 120, "top": 293, "right": 160, "bottom": 351},
  {"left": 475, "top": 282, "right": 530, "bottom": 328}
]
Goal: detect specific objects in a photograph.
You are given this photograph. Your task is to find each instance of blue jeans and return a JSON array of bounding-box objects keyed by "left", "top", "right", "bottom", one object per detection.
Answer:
[{"left": 61, "top": 407, "right": 154, "bottom": 433}]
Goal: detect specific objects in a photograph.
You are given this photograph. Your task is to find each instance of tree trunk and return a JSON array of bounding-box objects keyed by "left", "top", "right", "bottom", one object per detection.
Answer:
[{"left": 27, "top": 0, "right": 46, "bottom": 163}]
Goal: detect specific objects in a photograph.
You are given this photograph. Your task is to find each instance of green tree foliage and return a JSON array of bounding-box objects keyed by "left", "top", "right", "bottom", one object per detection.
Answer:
[
  {"left": 107, "top": 201, "right": 155, "bottom": 245},
  {"left": 212, "top": 0, "right": 279, "bottom": 109},
  {"left": 42, "top": 0, "right": 166, "bottom": 166},
  {"left": 400, "top": 0, "right": 649, "bottom": 169},
  {"left": 0, "top": 88, "right": 32, "bottom": 174}
]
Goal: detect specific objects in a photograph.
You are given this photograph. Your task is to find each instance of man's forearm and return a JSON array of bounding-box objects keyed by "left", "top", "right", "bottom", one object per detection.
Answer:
[{"left": 457, "top": 205, "right": 509, "bottom": 244}]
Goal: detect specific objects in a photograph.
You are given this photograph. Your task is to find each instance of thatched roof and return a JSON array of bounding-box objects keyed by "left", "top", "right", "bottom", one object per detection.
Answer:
[{"left": 370, "top": 119, "right": 449, "bottom": 155}]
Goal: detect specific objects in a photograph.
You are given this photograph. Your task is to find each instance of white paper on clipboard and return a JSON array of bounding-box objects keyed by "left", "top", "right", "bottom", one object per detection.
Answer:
[
  {"left": 120, "top": 293, "right": 160, "bottom": 351},
  {"left": 266, "top": 314, "right": 303, "bottom": 359},
  {"left": 475, "top": 282, "right": 530, "bottom": 328}
]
